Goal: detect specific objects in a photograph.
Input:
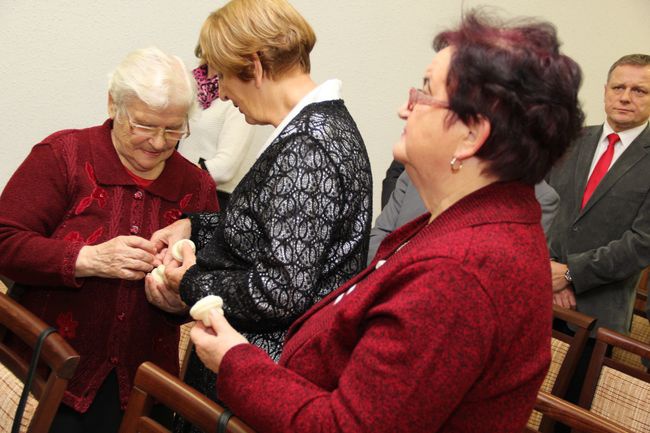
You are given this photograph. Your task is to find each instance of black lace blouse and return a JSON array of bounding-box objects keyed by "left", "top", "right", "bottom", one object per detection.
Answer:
[{"left": 177, "top": 100, "right": 372, "bottom": 423}]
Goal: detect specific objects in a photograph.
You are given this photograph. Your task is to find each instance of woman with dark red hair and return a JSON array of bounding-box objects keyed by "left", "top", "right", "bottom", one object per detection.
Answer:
[{"left": 190, "top": 11, "right": 584, "bottom": 433}]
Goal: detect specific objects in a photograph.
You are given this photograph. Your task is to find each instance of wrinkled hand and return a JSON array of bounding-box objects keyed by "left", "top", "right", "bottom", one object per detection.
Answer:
[
  {"left": 153, "top": 247, "right": 168, "bottom": 268},
  {"left": 144, "top": 272, "right": 188, "bottom": 314},
  {"left": 191, "top": 309, "right": 248, "bottom": 373},
  {"left": 75, "top": 235, "right": 156, "bottom": 280},
  {"left": 144, "top": 242, "right": 197, "bottom": 314},
  {"left": 166, "top": 242, "right": 197, "bottom": 290},
  {"left": 553, "top": 287, "right": 577, "bottom": 310},
  {"left": 550, "top": 260, "right": 571, "bottom": 293},
  {"left": 150, "top": 218, "right": 192, "bottom": 260}
]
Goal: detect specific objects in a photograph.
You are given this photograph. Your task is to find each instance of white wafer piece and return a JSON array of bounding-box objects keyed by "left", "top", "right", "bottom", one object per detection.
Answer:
[
  {"left": 190, "top": 295, "right": 224, "bottom": 326},
  {"left": 171, "top": 239, "right": 196, "bottom": 262},
  {"left": 151, "top": 264, "right": 167, "bottom": 284}
]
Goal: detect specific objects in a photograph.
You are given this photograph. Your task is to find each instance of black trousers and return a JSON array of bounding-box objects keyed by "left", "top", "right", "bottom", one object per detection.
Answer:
[
  {"left": 49, "top": 370, "right": 123, "bottom": 433},
  {"left": 48, "top": 370, "right": 173, "bottom": 433}
]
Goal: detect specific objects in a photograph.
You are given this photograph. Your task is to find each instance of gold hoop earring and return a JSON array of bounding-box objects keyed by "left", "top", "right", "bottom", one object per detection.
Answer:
[{"left": 450, "top": 156, "right": 463, "bottom": 172}]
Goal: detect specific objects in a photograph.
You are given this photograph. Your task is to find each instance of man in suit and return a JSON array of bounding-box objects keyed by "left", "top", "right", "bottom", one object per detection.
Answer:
[{"left": 547, "top": 54, "right": 650, "bottom": 336}]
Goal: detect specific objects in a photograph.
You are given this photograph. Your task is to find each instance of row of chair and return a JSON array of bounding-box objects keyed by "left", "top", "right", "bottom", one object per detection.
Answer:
[
  {"left": 1, "top": 280, "right": 648, "bottom": 433},
  {"left": 528, "top": 325, "right": 650, "bottom": 433},
  {"left": 527, "top": 284, "right": 650, "bottom": 433},
  {"left": 0, "top": 285, "right": 253, "bottom": 433}
]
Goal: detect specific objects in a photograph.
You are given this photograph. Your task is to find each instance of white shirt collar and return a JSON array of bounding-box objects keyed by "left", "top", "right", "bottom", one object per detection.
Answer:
[
  {"left": 601, "top": 121, "right": 648, "bottom": 149},
  {"left": 256, "top": 79, "right": 343, "bottom": 157}
]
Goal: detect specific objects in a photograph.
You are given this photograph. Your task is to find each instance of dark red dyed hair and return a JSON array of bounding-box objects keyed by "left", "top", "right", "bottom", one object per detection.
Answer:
[{"left": 434, "top": 11, "right": 584, "bottom": 184}]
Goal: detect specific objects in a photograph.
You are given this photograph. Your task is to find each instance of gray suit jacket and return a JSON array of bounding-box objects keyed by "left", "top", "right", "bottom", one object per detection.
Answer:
[
  {"left": 368, "top": 173, "right": 560, "bottom": 264},
  {"left": 547, "top": 123, "right": 650, "bottom": 334}
]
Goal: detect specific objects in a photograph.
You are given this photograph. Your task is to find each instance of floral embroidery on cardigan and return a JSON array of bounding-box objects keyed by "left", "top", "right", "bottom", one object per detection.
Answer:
[
  {"left": 64, "top": 226, "right": 104, "bottom": 244},
  {"left": 56, "top": 312, "right": 79, "bottom": 339},
  {"left": 163, "top": 193, "right": 193, "bottom": 226},
  {"left": 74, "top": 162, "right": 108, "bottom": 215}
]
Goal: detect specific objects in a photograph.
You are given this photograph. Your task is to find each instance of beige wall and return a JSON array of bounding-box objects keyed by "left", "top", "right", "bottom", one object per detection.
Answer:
[{"left": 1, "top": 0, "right": 649, "bottom": 221}]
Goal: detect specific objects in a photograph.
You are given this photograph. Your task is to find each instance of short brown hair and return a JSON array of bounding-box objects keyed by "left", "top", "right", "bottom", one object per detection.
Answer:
[
  {"left": 433, "top": 11, "right": 584, "bottom": 184},
  {"left": 199, "top": 0, "right": 316, "bottom": 81},
  {"left": 607, "top": 54, "right": 650, "bottom": 81}
]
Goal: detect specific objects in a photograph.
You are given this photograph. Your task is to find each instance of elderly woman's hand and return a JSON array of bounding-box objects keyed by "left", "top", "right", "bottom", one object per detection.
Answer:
[
  {"left": 150, "top": 218, "right": 192, "bottom": 260},
  {"left": 145, "top": 241, "right": 197, "bottom": 314},
  {"left": 144, "top": 272, "right": 188, "bottom": 314},
  {"left": 164, "top": 241, "right": 197, "bottom": 288},
  {"left": 191, "top": 309, "right": 249, "bottom": 373},
  {"left": 75, "top": 235, "right": 156, "bottom": 280}
]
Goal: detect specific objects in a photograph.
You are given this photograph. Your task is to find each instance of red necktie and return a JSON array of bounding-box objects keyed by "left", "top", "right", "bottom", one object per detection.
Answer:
[{"left": 581, "top": 133, "right": 620, "bottom": 209}]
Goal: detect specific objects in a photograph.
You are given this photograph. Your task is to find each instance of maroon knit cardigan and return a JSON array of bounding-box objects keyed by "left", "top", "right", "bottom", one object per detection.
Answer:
[
  {"left": 0, "top": 120, "right": 218, "bottom": 412},
  {"left": 217, "top": 181, "right": 552, "bottom": 433}
]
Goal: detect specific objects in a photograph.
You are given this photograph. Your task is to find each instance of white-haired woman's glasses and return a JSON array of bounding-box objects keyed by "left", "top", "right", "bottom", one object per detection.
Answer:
[{"left": 124, "top": 110, "right": 190, "bottom": 142}]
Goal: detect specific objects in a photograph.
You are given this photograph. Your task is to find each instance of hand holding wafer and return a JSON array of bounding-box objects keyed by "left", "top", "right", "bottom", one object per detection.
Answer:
[
  {"left": 171, "top": 239, "right": 196, "bottom": 262},
  {"left": 190, "top": 295, "right": 224, "bottom": 326},
  {"left": 145, "top": 239, "right": 196, "bottom": 314},
  {"left": 191, "top": 303, "right": 248, "bottom": 374},
  {"left": 151, "top": 239, "right": 196, "bottom": 283}
]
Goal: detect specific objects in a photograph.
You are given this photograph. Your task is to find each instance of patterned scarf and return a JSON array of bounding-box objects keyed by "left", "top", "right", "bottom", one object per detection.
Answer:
[{"left": 193, "top": 64, "right": 219, "bottom": 109}]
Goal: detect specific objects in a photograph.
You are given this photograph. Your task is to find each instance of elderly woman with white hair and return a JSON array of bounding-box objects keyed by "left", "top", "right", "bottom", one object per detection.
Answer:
[{"left": 0, "top": 47, "right": 218, "bottom": 433}]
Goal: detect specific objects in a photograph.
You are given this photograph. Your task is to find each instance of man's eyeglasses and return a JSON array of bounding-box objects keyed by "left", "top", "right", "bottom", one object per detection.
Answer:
[
  {"left": 407, "top": 88, "right": 449, "bottom": 111},
  {"left": 124, "top": 110, "right": 190, "bottom": 142}
]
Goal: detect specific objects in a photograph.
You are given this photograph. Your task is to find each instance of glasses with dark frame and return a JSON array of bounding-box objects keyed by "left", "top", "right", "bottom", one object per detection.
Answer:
[
  {"left": 124, "top": 110, "right": 190, "bottom": 142},
  {"left": 407, "top": 87, "right": 449, "bottom": 111}
]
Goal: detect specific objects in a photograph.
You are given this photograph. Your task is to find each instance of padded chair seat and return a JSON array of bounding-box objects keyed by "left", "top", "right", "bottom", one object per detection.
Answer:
[
  {"left": 579, "top": 327, "right": 650, "bottom": 433},
  {"left": 591, "top": 366, "right": 650, "bottom": 432}
]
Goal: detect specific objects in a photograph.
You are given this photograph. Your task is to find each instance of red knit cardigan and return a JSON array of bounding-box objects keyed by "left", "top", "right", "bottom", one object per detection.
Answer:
[
  {"left": 217, "top": 181, "right": 552, "bottom": 433},
  {"left": 0, "top": 120, "right": 218, "bottom": 412}
]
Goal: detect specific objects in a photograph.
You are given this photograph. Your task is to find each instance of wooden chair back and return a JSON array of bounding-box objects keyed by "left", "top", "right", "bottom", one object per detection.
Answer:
[
  {"left": 119, "top": 362, "right": 256, "bottom": 433},
  {"left": 524, "top": 390, "right": 633, "bottom": 433},
  {"left": 527, "top": 306, "right": 596, "bottom": 432},
  {"left": 578, "top": 327, "right": 650, "bottom": 433},
  {"left": 0, "top": 292, "right": 79, "bottom": 433}
]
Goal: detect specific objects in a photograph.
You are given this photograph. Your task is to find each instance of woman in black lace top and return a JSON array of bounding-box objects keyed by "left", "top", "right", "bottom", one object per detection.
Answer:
[{"left": 144, "top": 0, "right": 372, "bottom": 430}]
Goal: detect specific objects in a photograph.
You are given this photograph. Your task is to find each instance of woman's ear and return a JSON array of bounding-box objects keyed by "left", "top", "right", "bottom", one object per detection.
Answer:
[
  {"left": 107, "top": 94, "right": 117, "bottom": 119},
  {"left": 454, "top": 115, "right": 491, "bottom": 159},
  {"left": 251, "top": 53, "right": 264, "bottom": 88}
]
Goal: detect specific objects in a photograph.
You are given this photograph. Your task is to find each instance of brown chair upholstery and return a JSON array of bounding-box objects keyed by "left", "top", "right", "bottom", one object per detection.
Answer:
[
  {"left": 119, "top": 362, "right": 256, "bottom": 433},
  {"left": 578, "top": 327, "right": 650, "bottom": 433},
  {"left": 524, "top": 390, "right": 633, "bottom": 433},
  {"left": 527, "top": 306, "right": 597, "bottom": 432},
  {"left": 0, "top": 292, "right": 80, "bottom": 433}
]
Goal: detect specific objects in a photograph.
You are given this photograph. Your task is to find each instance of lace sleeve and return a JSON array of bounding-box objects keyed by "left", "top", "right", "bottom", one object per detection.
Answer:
[
  {"left": 180, "top": 133, "right": 343, "bottom": 333},
  {"left": 187, "top": 212, "right": 221, "bottom": 251}
]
